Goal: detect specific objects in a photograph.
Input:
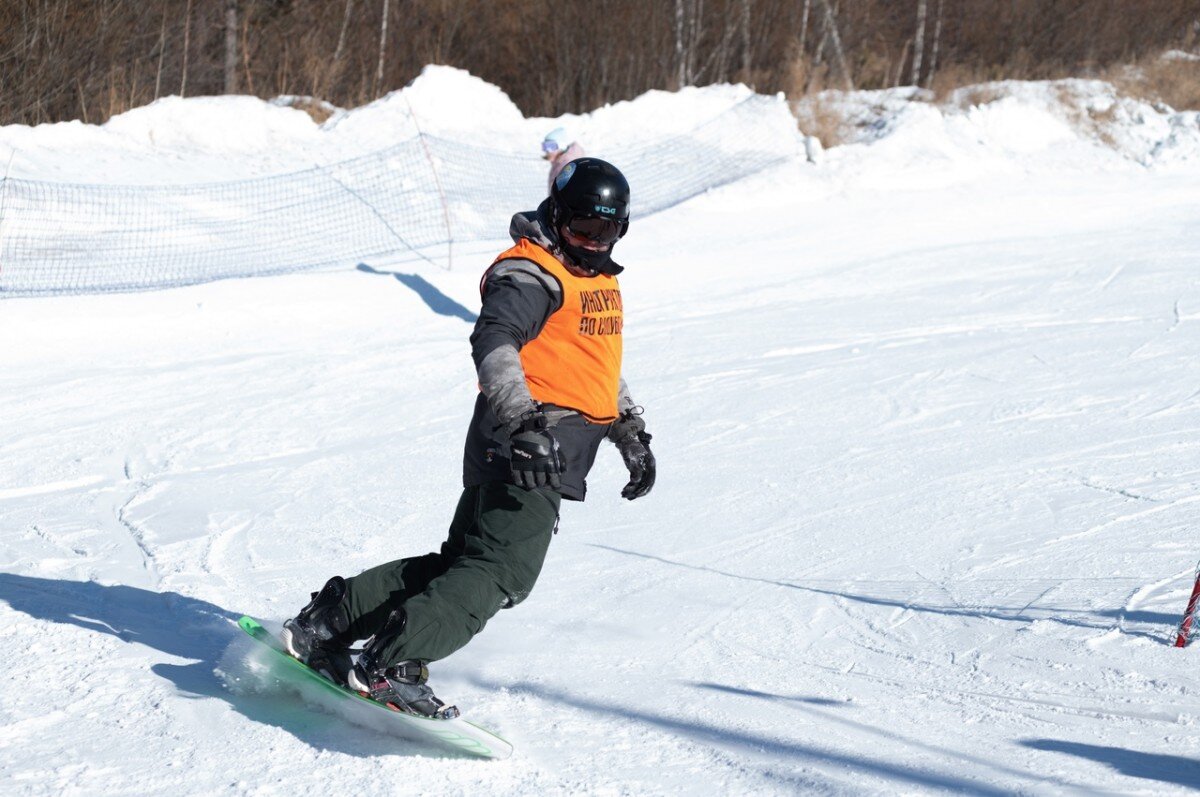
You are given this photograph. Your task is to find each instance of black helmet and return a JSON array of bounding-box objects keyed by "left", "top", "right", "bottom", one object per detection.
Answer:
[{"left": 549, "top": 158, "right": 630, "bottom": 274}]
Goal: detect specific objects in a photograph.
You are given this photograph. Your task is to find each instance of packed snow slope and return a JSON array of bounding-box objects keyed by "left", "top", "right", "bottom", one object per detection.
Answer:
[{"left": 3, "top": 71, "right": 1200, "bottom": 795}]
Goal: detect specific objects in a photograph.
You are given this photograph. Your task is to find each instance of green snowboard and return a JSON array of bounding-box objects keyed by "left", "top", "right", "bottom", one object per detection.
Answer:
[{"left": 237, "top": 615, "right": 513, "bottom": 760}]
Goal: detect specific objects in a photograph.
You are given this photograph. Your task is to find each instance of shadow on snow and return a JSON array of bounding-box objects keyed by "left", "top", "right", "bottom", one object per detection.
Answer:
[
  {"left": 480, "top": 676, "right": 1018, "bottom": 794},
  {"left": 1021, "top": 739, "right": 1200, "bottom": 789},
  {"left": 0, "top": 572, "right": 413, "bottom": 758},
  {"left": 357, "top": 263, "right": 478, "bottom": 323},
  {"left": 588, "top": 543, "right": 1176, "bottom": 643},
  {"left": 689, "top": 682, "right": 1080, "bottom": 791}
]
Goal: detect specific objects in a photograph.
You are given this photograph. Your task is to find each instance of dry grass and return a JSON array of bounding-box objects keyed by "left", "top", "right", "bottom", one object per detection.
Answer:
[
  {"left": 277, "top": 96, "right": 338, "bottom": 125},
  {"left": 792, "top": 92, "right": 855, "bottom": 148},
  {"left": 786, "top": 48, "right": 863, "bottom": 148},
  {"left": 1049, "top": 83, "right": 1122, "bottom": 150},
  {"left": 943, "top": 82, "right": 1010, "bottom": 110},
  {"left": 786, "top": 46, "right": 1200, "bottom": 153},
  {"left": 927, "top": 63, "right": 1010, "bottom": 105},
  {"left": 1107, "top": 53, "right": 1200, "bottom": 111}
]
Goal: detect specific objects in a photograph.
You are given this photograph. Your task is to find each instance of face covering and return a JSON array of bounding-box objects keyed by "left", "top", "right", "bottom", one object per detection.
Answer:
[
  {"left": 560, "top": 238, "right": 620, "bottom": 275},
  {"left": 558, "top": 221, "right": 624, "bottom": 275}
]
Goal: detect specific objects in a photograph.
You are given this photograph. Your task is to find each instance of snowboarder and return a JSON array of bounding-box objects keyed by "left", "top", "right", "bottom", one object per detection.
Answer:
[
  {"left": 281, "top": 158, "right": 656, "bottom": 718},
  {"left": 542, "top": 127, "right": 584, "bottom": 192}
]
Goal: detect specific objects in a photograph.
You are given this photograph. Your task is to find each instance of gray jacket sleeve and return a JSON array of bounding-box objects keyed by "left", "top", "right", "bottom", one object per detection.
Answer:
[
  {"left": 607, "top": 377, "right": 647, "bottom": 441},
  {"left": 471, "top": 259, "right": 563, "bottom": 427}
]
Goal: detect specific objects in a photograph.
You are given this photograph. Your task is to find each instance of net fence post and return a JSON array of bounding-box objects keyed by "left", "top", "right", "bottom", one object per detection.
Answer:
[
  {"left": 3, "top": 93, "right": 801, "bottom": 294},
  {"left": 404, "top": 94, "right": 454, "bottom": 271}
]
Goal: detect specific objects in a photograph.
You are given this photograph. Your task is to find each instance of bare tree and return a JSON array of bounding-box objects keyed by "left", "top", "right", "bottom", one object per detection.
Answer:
[
  {"left": 224, "top": 0, "right": 238, "bottom": 94},
  {"left": 181, "top": 0, "right": 194, "bottom": 97},
  {"left": 892, "top": 38, "right": 909, "bottom": 85},
  {"left": 740, "top": 0, "right": 751, "bottom": 83},
  {"left": 155, "top": 3, "right": 168, "bottom": 100},
  {"left": 911, "top": 0, "right": 927, "bottom": 86},
  {"left": 376, "top": 0, "right": 390, "bottom": 91},
  {"left": 674, "top": 0, "right": 686, "bottom": 87},
  {"left": 925, "top": 0, "right": 944, "bottom": 88},
  {"left": 800, "top": 0, "right": 812, "bottom": 57},
  {"left": 671, "top": 0, "right": 708, "bottom": 87},
  {"left": 817, "top": 0, "right": 853, "bottom": 90},
  {"left": 689, "top": 0, "right": 705, "bottom": 83},
  {"left": 6, "top": 0, "right": 1200, "bottom": 127},
  {"left": 334, "top": 0, "right": 356, "bottom": 66}
]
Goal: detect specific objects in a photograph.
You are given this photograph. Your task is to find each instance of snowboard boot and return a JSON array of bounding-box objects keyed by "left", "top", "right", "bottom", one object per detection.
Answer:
[
  {"left": 281, "top": 576, "right": 355, "bottom": 685},
  {"left": 347, "top": 609, "right": 460, "bottom": 719},
  {"left": 347, "top": 660, "right": 459, "bottom": 719}
]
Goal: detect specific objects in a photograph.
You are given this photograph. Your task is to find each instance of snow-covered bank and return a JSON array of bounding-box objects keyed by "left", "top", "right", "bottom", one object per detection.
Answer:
[
  {"left": 796, "top": 78, "right": 1200, "bottom": 188},
  {"left": 0, "top": 66, "right": 774, "bottom": 185},
  {"left": 5, "top": 66, "right": 1199, "bottom": 190}
]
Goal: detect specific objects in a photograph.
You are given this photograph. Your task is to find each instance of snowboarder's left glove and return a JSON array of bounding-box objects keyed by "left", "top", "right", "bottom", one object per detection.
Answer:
[
  {"left": 507, "top": 411, "right": 565, "bottom": 490},
  {"left": 615, "top": 431, "right": 655, "bottom": 500}
]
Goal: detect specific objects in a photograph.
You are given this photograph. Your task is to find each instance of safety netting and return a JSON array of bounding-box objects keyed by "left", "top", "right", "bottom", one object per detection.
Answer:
[{"left": 0, "top": 94, "right": 799, "bottom": 296}]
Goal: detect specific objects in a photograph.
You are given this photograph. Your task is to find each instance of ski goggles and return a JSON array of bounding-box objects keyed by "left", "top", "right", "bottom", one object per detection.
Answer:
[
  {"left": 566, "top": 214, "right": 626, "bottom": 245},
  {"left": 542, "top": 139, "right": 562, "bottom": 153}
]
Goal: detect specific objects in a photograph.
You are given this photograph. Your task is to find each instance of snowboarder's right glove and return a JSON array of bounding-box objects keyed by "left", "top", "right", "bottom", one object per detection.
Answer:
[{"left": 507, "top": 411, "right": 565, "bottom": 490}]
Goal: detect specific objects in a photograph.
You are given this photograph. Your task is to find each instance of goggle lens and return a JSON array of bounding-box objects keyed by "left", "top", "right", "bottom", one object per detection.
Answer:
[{"left": 567, "top": 215, "right": 624, "bottom": 245}]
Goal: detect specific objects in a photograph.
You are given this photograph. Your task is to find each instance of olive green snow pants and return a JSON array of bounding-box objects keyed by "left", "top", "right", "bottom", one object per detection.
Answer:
[{"left": 341, "top": 481, "right": 561, "bottom": 665}]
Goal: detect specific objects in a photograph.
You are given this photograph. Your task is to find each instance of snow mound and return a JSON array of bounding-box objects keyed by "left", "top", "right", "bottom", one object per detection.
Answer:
[
  {"left": 545, "top": 83, "right": 760, "bottom": 152},
  {"left": 953, "top": 79, "right": 1200, "bottom": 167},
  {"left": 323, "top": 64, "right": 526, "bottom": 148},
  {"left": 104, "top": 95, "right": 322, "bottom": 155},
  {"left": 3, "top": 68, "right": 1199, "bottom": 191},
  {"left": 0, "top": 67, "right": 783, "bottom": 184},
  {"left": 796, "top": 79, "right": 1200, "bottom": 188}
]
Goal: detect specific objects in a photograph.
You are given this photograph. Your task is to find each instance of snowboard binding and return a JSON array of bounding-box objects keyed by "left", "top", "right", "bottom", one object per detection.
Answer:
[
  {"left": 348, "top": 608, "right": 460, "bottom": 719},
  {"left": 281, "top": 576, "right": 355, "bottom": 685},
  {"left": 348, "top": 659, "right": 460, "bottom": 720}
]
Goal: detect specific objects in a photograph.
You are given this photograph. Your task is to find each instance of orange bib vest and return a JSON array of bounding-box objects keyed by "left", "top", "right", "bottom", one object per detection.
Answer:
[{"left": 484, "top": 239, "right": 623, "bottom": 423}]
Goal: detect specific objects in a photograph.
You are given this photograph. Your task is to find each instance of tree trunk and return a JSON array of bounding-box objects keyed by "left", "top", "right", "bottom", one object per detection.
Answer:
[
  {"left": 740, "top": 0, "right": 751, "bottom": 84},
  {"left": 895, "top": 38, "right": 911, "bottom": 86},
  {"left": 181, "top": 0, "right": 193, "bottom": 97},
  {"left": 925, "top": 0, "right": 945, "bottom": 88},
  {"left": 154, "top": 3, "right": 167, "bottom": 99},
  {"left": 241, "top": 11, "right": 256, "bottom": 95},
  {"left": 376, "top": 0, "right": 390, "bottom": 91},
  {"left": 799, "top": 0, "right": 812, "bottom": 56},
  {"left": 689, "top": 0, "right": 704, "bottom": 84},
  {"left": 817, "top": 0, "right": 852, "bottom": 90},
  {"left": 911, "top": 0, "right": 927, "bottom": 86},
  {"left": 812, "top": 8, "right": 829, "bottom": 76},
  {"left": 674, "top": 0, "right": 685, "bottom": 88},
  {"left": 224, "top": 0, "right": 238, "bottom": 94},
  {"left": 334, "top": 0, "right": 355, "bottom": 66}
]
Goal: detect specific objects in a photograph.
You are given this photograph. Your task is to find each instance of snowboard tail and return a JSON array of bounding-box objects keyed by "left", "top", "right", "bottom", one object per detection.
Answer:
[{"left": 236, "top": 615, "right": 512, "bottom": 759}]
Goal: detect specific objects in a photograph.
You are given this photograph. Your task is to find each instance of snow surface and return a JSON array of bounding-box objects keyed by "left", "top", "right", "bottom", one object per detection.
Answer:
[
  {"left": 0, "top": 66, "right": 766, "bottom": 185},
  {"left": 3, "top": 70, "right": 1200, "bottom": 794}
]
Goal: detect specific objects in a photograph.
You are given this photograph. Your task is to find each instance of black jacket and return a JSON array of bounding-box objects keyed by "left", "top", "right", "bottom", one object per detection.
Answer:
[{"left": 462, "top": 204, "right": 639, "bottom": 501}]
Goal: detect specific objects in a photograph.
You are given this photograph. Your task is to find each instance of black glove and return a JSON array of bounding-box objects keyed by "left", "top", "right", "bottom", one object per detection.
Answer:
[
  {"left": 507, "top": 412, "right": 565, "bottom": 490},
  {"left": 615, "top": 431, "right": 655, "bottom": 500}
]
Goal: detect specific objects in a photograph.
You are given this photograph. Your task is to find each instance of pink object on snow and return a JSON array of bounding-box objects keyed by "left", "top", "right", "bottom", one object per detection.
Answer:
[{"left": 547, "top": 142, "right": 585, "bottom": 192}]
